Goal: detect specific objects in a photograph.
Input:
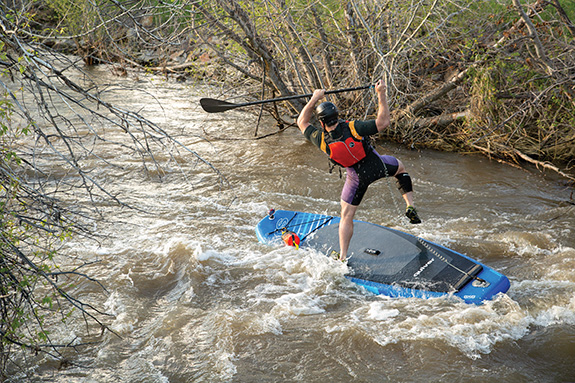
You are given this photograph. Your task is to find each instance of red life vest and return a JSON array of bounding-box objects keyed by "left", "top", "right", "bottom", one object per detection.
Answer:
[{"left": 320, "top": 121, "right": 368, "bottom": 167}]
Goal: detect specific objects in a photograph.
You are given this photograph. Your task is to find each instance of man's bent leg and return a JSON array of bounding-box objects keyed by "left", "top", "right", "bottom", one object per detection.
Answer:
[
  {"left": 339, "top": 200, "right": 358, "bottom": 260},
  {"left": 394, "top": 160, "right": 421, "bottom": 224}
]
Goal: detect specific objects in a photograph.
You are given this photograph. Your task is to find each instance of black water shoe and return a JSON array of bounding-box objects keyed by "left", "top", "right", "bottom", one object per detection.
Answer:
[{"left": 406, "top": 206, "right": 422, "bottom": 224}]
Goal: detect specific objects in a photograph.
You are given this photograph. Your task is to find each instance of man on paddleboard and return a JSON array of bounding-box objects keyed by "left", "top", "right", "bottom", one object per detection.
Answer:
[{"left": 297, "top": 78, "right": 421, "bottom": 261}]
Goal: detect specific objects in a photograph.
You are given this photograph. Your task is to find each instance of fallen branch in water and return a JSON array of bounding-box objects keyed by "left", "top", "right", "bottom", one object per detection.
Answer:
[
  {"left": 512, "top": 149, "right": 575, "bottom": 183},
  {"left": 472, "top": 143, "right": 575, "bottom": 183}
]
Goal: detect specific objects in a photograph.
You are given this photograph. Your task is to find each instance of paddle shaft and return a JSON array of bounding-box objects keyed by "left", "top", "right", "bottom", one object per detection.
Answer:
[
  {"left": 200, "top": 84, "right": 373, "bottom": 113},
  {"left": 236, "top": 84, "right": 372, "bottom": 106}
]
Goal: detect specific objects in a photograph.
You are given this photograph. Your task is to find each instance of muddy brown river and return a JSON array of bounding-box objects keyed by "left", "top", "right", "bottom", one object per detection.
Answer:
[{"left": 9, "top": 64, "right": 575, "bottom": 382}]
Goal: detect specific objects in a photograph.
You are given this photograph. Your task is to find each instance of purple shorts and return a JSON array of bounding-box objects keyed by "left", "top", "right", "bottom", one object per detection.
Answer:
[{"left": 341, "top": 150, "right": 399, "bottom": 206}]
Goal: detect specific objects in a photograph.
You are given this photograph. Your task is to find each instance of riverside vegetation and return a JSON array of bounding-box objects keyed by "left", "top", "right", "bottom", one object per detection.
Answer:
[
  {"left": 1, "top": 0, "right": 574, "bottom": 378},
  {"left": 20, "top": 0, "right": 575, "bottom": 178}
]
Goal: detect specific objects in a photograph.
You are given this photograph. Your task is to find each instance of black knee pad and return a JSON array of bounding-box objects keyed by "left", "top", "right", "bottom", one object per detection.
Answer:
[{"left": 395, "top": 172, "right": 413, "bottom": 194}]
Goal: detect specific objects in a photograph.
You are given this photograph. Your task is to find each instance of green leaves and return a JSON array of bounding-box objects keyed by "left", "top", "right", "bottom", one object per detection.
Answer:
[{"left": 0, "top": 89, "right": 83, "bottom": 361}]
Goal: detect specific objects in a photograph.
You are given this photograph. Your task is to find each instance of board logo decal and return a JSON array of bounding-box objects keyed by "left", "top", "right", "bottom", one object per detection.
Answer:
[
  {"left": 276, "top": 218, "right": 289, "bottom": 230},
  {"left": 413, "top": 258, "right": 434, "bottom": 278}
]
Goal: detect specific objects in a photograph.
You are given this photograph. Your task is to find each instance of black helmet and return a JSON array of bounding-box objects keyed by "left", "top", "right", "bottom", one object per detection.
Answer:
[{"left": 316, "top": 102, "right": 339, "bottom": 126}]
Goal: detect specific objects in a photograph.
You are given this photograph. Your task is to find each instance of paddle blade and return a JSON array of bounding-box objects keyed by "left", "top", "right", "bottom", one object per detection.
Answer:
[{"left": 199, "top": 98, "right": 240, "bottom": 113}]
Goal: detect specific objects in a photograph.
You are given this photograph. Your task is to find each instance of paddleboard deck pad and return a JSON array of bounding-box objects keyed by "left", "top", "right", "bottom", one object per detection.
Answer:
[{"left": 255, "top": 210, "right": 510, "bottom": 304}]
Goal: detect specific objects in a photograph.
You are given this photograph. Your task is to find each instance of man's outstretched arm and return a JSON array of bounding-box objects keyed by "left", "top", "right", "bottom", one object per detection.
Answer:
[{"left": 374, "top": 80, "right": 390, "bottom": 133}]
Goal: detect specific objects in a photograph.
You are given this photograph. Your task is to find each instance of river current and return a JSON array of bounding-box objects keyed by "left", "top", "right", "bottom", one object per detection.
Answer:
[{"left": 10, "top": 65, "right": 575, "bottom": 382}]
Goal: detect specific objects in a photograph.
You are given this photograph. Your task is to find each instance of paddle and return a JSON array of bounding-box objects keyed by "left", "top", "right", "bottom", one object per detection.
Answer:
[{"left": 200, "top": 84, "right": 373, "bottom": 113}]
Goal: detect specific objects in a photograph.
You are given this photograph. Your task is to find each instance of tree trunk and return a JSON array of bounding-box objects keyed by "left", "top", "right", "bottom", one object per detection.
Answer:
[
  {"left": 551, "top": 0, "right": 575, "bottom": 37},
  {"left": 312, "top": 6, "right": 335, "bottom": 89},
  {"left": 211, "top": 0, "right": 304, "bottom": 111},
  {"left": 345, "top": 3, "right": 371, "bottom": 109}
]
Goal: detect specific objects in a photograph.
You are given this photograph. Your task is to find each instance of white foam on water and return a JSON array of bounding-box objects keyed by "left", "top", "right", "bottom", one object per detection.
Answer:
[
  {"left": 104, "top": 291, "right": 136, "bottom": 334},
  {"left": 235, "top": 201, "right": 271, "bottom": 218},
  {"left": 238, "top": 246, "right": 351, "bottom": 322},
  {"left": 532, "top": 294, "right": 575, "bottom": 326},
  {"left": 170, "top": 310, "right": 238, "bottom": 381},
  {"left": 194, "top": 244, "right": 236, "bottom": 263},
  {"left": 366, "top": 302, "right": 401, "bottom": 321},
  {"left": 322, "top": 272, "right": 575, "bottom": 360},
  {"left": 243, "top": 312, "right": 284, "bottom": 335},
  {"left": 115, "top": 336, "right": 172, "bottom": 383},
  {"left": 273, "top": 292, "right": 327, "bottom": 316},
  {"left": 535, "top": 245, "right": 575, "bottom": 281},
  {"left": 323, "top": 293, "right": 534, "bottom": 359}
]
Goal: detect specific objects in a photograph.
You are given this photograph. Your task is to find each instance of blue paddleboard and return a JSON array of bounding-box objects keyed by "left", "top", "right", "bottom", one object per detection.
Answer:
[{"left": 255, "top": 209, "right": 510, "bottom": 304}]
